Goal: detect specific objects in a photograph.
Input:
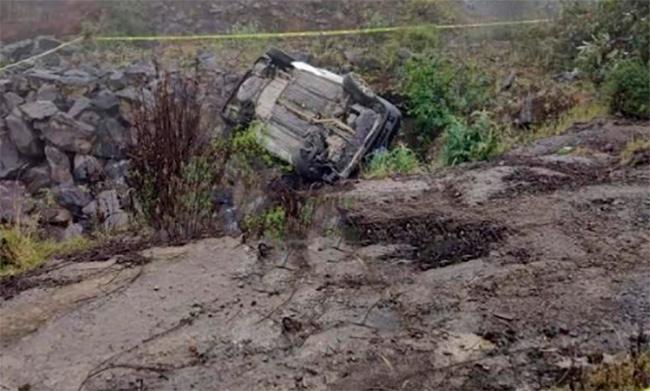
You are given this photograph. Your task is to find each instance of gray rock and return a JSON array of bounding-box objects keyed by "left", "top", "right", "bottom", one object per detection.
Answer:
[
  {"left": 6, "top": 110, "right": 44, "bottom": 158},
  {"left": 55, "top": 185, "right": 92, "bottom": 215},
  {"left": 93, "top": 118, "right": 127, "bottom": 159},
  {"left": 124, "top": 63, "right": 156, "bottom": 80},
  {"left": 0, "top": 78, "right": 11, "bottom": 92},
  {"left": 519, "top": 92, "right": 535, "bottom": 127},
  {"left": 67, "top": 96, "right": 92, "bottom": 118},
  {"left": 25, "top": 69, "right": 62, "bottom": 84},
  {"left": 39, "top": 52, "right": 61, "bottom": 67},
  {"left": 78, "top": 110, "right": 101, "bottom": 127},
  {"left": 22, "top": 164, "right": 51, "bottom": 193},
  {"left": 103, "top": 211, "right": 130, "bottom": 231},
  {"left": 3, "top": 92, "right": 24, "bottom": 111},
  {"left": 41, "top": 113, "right": 95, "bottom": 154},
  {"left": 40, "top": 207, "right": 72, "bottom": 226},
  {"left": 63, "top": 223, "right": 84, "bottom": 239},
  {"left": 73, "top": 154, "right": 103, "bottom": 182},
  {"left": 107, "top": 71, "right": 127, "bottom": 90},
  {"left": 115, "top": 86, "right": 139, "bottom": 101},
  {"left": 19, "top": 100, "right": 59, "bottom": 120},
  {"left": 96, "top": 189, "right": 121, "bottom": 218},
  {"left": 0, "top": 134, "right": 29, "bottom": 179},
  {"left": 104, "top": 160, "right": 130, "bottom": 180},
  {"left": 36, "top": 84, "right": 60, "bottom": 102},
  {"left": 34, "top": 36, "right": 61, "bottom": 51},
  {"left": 0, "top": 181, "right": 28, "bottom": 223},
  {"left": 45, "top": 145, "right": 73, "bottom": 184},
  {"left": 92, "top": 89, "right": 119, "bottom": 114},
  {"left": 60, "top": 69, "right": 96, "bottom": 86},
  {"left": 82, "top": 200, "right": 97, "bottom": 219},
  {"left": 0, "top": 39, "right": 34, "bottom": 61}
]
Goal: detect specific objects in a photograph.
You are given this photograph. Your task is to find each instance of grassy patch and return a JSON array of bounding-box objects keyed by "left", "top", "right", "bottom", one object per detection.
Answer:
[
  {"left": 620, "top": 139, "right": 650, "bottom": 166},
  {"left": 0, "top": 226, "right": 92, "bottom": 277},
  {"left": 564, "top": 351, "right": 650, "bottom": 391},
  {"left": 243, "top": 206, "right": 287, "bottom": 240},
  {"left": 364, "top": 145, "right": 421, "bottom": 178},
  {"left": 528, "top": 101, "right": 608, "bottom": 141}
]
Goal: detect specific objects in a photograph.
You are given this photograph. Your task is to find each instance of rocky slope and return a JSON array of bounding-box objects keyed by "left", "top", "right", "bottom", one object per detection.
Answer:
[{"left": 1, "top": 118, "right": 648, "bottom": 390}]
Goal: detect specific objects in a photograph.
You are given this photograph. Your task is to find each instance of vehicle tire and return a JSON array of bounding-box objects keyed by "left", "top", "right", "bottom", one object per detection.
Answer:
[
  {"left": 343, "top": 73, "right": 378, "bottom": 106},
  {"left": 266, "top": 48, "right": 295, "bottom": 69}
]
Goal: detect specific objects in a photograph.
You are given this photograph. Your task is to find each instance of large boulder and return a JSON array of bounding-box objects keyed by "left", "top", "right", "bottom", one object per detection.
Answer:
[
  {"left": 34, "top": 36, "right": 61, "bottom": 52},
  {"left": 54, "top": 184, "right": 92, "bottom": 216},
  {"left": 96, "top": 189, "right": 130, "bottom": 231},
  {"left": 6, "top": 110, "right": 44, "bottom": 158},
  {"left": 73, "top": 154, "right": 103, "bottom": 183},
  {"left": 107, "top": 71, "right": 127, "bottom": 90},
  {"left": 67, "top": 96, "right": 92, "bottom": 118},
  {"left": 45, "top": 146, "right": 73, "bottom": 185},
  {"left": 36, "top": 84, "right": 61, "bottom": 102},
  {"left": 40, "top": 113, "right": 95, "bottom": 154},
  {"left": 92, "top": 89, "right": 120, "bottom": 115},
  {"left": 0, "top": 134, "right": 29, "bottom": 179},
  {"left": 3, "top": 92, "right": 24, "bottom": 111},
  {"left": 0, "top": 39, "right": 34, "bottom": 61},
  {"left": 93, "top": 118, "right": 128, "bottom": 159},
  {"left": 19, "top": 100, "right": 59, "bottom": 120},
  {"left": 22, "top": 164, "right": 51, "bottom": 193}
]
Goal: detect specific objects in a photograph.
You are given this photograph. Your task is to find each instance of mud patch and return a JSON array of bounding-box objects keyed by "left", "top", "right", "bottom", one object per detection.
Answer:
[{"left": 345, "top": 214, "right": 506, "bottom": 270}]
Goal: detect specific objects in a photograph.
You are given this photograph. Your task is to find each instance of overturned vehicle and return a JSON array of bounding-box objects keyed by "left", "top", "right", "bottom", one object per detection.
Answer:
[{"left": 221, "top": 48, "right": 401, "bottom": 181}]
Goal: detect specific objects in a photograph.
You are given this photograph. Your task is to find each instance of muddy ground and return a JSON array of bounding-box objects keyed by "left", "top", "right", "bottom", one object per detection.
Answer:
[{"left": 1, "top": 119, "right": 649, "bottom": 391}]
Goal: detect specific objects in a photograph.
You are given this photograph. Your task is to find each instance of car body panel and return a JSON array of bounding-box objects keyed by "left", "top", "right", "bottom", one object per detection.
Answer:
[{"left": 221, "top": 49, "right": 401, "bottom": 181}]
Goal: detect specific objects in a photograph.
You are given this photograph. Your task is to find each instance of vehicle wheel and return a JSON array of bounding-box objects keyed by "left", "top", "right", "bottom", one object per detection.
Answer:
[
  {"left": 266, "top": 48, "right": 295, "bottom": 69},
  {"left": 343, "top": 73, "right": 378, "bottom": 106}
]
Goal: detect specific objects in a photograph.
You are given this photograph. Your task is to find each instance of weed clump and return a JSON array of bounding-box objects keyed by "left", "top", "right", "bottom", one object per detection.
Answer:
[
  {"left": 129, "top": 72, "right": 229, "bottom": 240},
  {"left": 364, "top": 145, "right": 421, "bottom": 178},
  {"left": 441, "top": 112, "right": 500, "bottom": 166}
]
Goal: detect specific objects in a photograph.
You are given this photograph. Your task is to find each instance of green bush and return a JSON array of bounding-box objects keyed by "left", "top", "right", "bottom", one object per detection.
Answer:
[
  {"left": 549, "top": 0, "right": 650, "bottom": 79},
  {"left": 603, "top": 60, "right": 650, "bottom": 119},
  {"left": 403, "top": 52, "right": 492, "bottom": 151},
  {"left": 441, "top": 112, "right": 500, "bottom": 166},
  {"left": 364, "top": 145, "right": 421, "bottom": 178}
]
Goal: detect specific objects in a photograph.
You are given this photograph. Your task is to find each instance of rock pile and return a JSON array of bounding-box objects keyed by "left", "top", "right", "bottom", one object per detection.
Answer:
[
  {"left": 0, "top": 45, "right": 241, "bottom": 240},
  {"left": 0, "top": 59, "right": 162, "bottom": 238}
]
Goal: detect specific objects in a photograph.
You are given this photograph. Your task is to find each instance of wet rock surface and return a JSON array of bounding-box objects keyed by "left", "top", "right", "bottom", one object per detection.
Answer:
[{"left": 1, "top": 120, "right": 648, "bottom": 391}]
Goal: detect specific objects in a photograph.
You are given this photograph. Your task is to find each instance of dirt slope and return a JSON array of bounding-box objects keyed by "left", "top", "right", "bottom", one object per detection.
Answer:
[{"left": 1, "top": 118, "right": 649, "bottom": 390}]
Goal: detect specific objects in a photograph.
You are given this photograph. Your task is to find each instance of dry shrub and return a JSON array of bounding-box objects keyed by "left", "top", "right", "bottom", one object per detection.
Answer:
[{"left": 129, "top": 72, "right": 229, "bottom": 240}]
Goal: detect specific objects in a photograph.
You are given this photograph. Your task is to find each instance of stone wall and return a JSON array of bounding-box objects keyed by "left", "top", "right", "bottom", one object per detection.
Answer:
[{"left": 0, "top": 42, "right": 236, "bottom": 239}]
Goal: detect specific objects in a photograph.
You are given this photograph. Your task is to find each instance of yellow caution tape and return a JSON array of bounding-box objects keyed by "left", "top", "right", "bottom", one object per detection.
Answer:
[
  {"left": 94, "top": 19, "right": 550, "bottom": 42},
  {"left": 0, "top": 19, "right": 550, "bottom": 73}
]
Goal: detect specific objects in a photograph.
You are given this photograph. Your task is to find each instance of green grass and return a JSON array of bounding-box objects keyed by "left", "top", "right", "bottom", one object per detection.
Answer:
[
  {"left": 364, "top": 145, "right": 421, "bottom": 178},
  {"left": 528, "top": 101, "right": 608, "bottom": 141},
  {"left": 440, "top": 112, "right": 500, "bottom": 166},
  {"left": 620, "top": 139, "right": 650, "bottom": 166},
  {"left": 0, "top": 226, "right": 92, "bottom": 277}
]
